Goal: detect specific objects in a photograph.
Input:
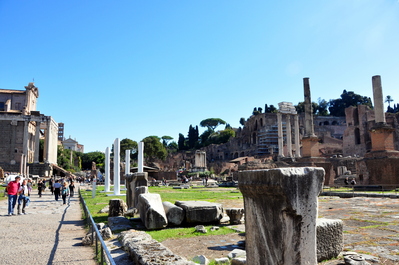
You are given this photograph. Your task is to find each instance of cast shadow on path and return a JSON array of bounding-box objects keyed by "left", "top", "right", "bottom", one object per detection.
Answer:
[{"left": 47, "top": 196, "right": 71, "bottom": 265}]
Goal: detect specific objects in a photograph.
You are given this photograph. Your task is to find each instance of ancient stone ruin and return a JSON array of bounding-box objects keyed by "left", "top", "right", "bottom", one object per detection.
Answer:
[{"left": 238, "top": 167, "right": 325, "bottom": 265}]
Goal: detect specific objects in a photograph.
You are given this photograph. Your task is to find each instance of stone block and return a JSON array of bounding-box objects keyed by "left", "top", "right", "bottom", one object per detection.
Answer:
[
  {"left": 215, "top": 257, "right": 230, "bottom": 264},
  {"left": 227, "top": 249, "right": 246, "bottom": 259},
  {"left": 138, "top": 193, "right": 168, "bottom": 230},
  {"left": 175, "top": 200, "right": 223, "bottom": 224},
  {"left": 134, "top": 186, "right": 148, "bottom": 213},
  {"left": 162, "top": 201, "right": 184, "bottom": 225},
  {"left": 108, "top": 198, "right": 127, "bottom": 217},
  {"left": 125, "top": 172, "right": 148, "bottom": 209},
  {"left": 195, "top": 225, "right": 207, "bottom": 233},
  {"left": 231, "top": 257, "right": 247, "bottom": 265},
  {"left": 118, "top": 230, "right": 196, "bottom": 265},
  {"left": 192, "top": 255, "right": 210, "bottom": 265},
  {"left": 316, "top": 218, "right": 343, "bottom": 262},
  {"left": 108, "top": 216, "right": 133, "bottom": 231}
]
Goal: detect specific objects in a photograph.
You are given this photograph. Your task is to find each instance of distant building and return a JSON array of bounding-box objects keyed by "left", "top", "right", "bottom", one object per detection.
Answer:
[
  {"left": 62, "top": 137, "right": 84, "bottom": 153},
  {"left": 0, "top": 83, "right": 58, "bottom": 176},
  {"left": 58, "top": 122, "right": 65, "bottom": 143}
]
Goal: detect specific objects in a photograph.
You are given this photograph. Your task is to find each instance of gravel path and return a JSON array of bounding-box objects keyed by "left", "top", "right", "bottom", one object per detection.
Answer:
[{"left": 0, "top": 185, "right": 96, "bottom": 265}]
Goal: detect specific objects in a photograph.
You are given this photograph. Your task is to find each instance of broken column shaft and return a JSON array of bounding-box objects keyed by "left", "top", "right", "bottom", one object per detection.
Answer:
[{"left": 238, "top": 167, "right": 325, "bottom": 265}]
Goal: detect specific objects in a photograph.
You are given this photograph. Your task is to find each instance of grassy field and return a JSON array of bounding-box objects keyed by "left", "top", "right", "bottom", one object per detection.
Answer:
[{"left": 80, "top": 185, "right": 244, "bottom": 240}]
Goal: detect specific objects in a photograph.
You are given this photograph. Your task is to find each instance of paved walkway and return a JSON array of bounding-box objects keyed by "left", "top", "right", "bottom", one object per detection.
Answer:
[{"left": 0, "top": 185, "right": 96, "bottom": 265}]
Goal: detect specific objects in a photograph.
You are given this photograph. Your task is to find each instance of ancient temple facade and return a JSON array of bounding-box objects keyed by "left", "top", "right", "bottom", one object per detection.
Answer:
[{"left": 0, "top": 83, "right": 58, "bottom": 176}]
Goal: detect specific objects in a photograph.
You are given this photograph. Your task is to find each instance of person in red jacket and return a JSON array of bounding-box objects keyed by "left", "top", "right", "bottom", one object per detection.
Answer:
[{"left": 7, "top": 176, "right": 21, "bottom": 216}]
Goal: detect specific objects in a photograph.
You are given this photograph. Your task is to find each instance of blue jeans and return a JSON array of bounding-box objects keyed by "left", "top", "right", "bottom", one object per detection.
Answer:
[{"left": 8, "top": 194, "right": 17, "bottom": 214}]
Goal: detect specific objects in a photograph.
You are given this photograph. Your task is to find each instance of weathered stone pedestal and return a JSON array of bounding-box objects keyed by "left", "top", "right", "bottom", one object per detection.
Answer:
[
  {"left": 238, "top": 167, "right": 325, "bottom": 265},
  {"left": 301, "top": 136, "right": 320, "bottom": 157},
  {"left": 125, "top": 172, "right": 148, "bottom": 209}
]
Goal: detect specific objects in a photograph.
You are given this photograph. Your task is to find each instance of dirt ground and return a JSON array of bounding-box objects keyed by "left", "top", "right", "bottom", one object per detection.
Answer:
[{"left": 162, "top": 196, "right": 399, "bottom": 264}]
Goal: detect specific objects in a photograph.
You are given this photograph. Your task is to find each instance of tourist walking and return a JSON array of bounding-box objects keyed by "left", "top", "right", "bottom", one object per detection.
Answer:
[
  {"left": 37, "top": 180, "right": 44, "bottom": 197},
  {"left": 49, "top": 178, "right": 54, "bottom": 195},
  {"left": 27, "top": 178, "right": 33, "bottom": 194},
  {"left": 17, "top": 179, "right": 30, "bottom": 215},
  {"left": 6, "top": 176, "right": 21, "bottom": 215},
  {"left": 53, "top": 180, "right": 62, "bottom": 201},
  {"left": 61, "top": 182, "right": 70, "bottom": 205},
  {"left": 69, "top": 181, "right": 75, "bottom": 197}
]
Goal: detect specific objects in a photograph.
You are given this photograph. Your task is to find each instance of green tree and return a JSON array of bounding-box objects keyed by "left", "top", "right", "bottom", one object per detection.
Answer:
[
  {"left": 252, "top": 107, "right": 260, "bottom": 115},
  {"left": 178, "top": 133, "right": 187, "bottom": 151},
  {"left": 329, "top": 90, "right": 372, "bottom": 116},
  {"left": 161, "top": 136, "right": 173, "bottom": 147},
  {"left": 187, "top": 125, "right": 199, "bottom": 149},
  {"left": 268, "top": 105, "right": 277, "bottom": 113},
  {"left": 56, "top": 147, "right": 83, "bottom": 173},
  {"left": 81, "top": 151, "right": 105, "bottom": 170},
  {"left": 295, "top": 101, "right": 318, "bottom": 115},
  {"left": 167, "top": 141, "right": 178, "bottom": 152},
  {"left": 142, "top": 136, "right": 167, "bottom": 161},
  {"left": 208, "top": 128, "right": 235, "bottom": 144},
  {"left": 239, "top": 117, "right": 246, "bottom": 126},
  {"left": 120, "top": 138, "right": 138, "bottom": 161},
  {"left": 200, "top": 118, "right": 226, "bottom": 131},
  {"left": 199, "top": 129, "right": 213, "bottom": 147},
  {"left": 385, "top": 95, "right": 394, "bottom": 112},
  {"left": 317, "top": 98, "right": 329, "bottom": 116}
]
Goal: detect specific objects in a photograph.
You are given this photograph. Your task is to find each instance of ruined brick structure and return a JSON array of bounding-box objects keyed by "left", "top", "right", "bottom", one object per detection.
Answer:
[
  {"left": 344, "top": 105, "right": 399, "bottom": 157},
  {"left": 202, "top": 112, "right": 346, "bottom": 162}
]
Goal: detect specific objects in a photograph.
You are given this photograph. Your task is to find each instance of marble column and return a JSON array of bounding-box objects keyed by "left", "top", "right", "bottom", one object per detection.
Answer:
[
  {"left": 22, "top": 120, "right": 29, "bottom": 158},
  {"left": 104, "top": 147, "right": 111, "bottom": 192},
  {"left": 20, "top": 154, "right": 25, "bottom": 176},
  {"left": 277, "top": 112, "right": 284, "bottom": 157},
  {"left": 302, "top": 77, "right": 319, "bottom": 157},
  {"left": 125, "top": 150, "right": 131, "bottom": 175},
  {"left": 113, "top": 138, "right": 121, "bottom": 195},
  {"left": 294, "top": 115, "right": 301, "bottom": 157},
  {"left": 33, "top": 121, "right": 41, "bottom": 163},
  {"left": 303, "top": 78, "right": 315, "bottom": 137},
  {"left": 138, "top": 141, "right": 144, "bottom": 173},
  {"left": 286, "top": 115, "right": 292, "bottom": 157},
  {"left": 44, "top": 120, "right": 51, "bottom": 162},
  {"left": 372, "top": 75, "right": 386, "bottom": 124},
  {"left": 238, "top": 167, "right": 325, "bottom": 265},
  {"left": 125, "top": 149, "right": 130, "bottom": 188}
]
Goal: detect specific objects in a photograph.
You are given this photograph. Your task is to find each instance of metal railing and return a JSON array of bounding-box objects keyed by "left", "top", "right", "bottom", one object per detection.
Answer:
[{"left": 79, "top": 189, "right": 116, "bottom": 265}]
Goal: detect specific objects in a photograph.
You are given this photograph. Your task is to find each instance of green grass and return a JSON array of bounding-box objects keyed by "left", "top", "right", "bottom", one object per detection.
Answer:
[
  {"left": 146, "top": 225, "right": 237, "bottom": 242},
  {"left": 80, "top": 185, "right": 243, "bottom": 226},
  {"left": 80, "top": 185, "right": 125, "bottom": 224},
  {"left": 149, "top": 186, "right": 243, "bottom": 202}
]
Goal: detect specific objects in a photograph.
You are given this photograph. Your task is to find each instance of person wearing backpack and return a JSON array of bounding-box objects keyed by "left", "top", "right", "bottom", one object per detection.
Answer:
[{"left": 61, "top": 182, "right": 70, "bottom": 205}]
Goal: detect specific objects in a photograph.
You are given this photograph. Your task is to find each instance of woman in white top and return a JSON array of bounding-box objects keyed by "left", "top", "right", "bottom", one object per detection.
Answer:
[{"left": 17, "top": 179, "right": 30, "bottom": 215}]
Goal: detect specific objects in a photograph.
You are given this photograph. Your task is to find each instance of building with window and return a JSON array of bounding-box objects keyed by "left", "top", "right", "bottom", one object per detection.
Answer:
[
  {"left": 0, "top": 83, "right": 58, "bottom": 176},
  {"left": 62, "top": 137, "right": 84, "bottom": 153}
]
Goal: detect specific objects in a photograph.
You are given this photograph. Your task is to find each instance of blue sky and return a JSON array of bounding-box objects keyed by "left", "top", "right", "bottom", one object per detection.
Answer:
[{"left": 1, "top": 1, "right": 399, "bottom": 153}]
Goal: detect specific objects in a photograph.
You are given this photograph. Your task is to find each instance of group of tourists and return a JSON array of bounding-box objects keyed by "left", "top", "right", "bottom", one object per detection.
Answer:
[
  {"left": 6, "top": 177, "right": 77, "bottom": 215},
  {"left": 52, "top": 179, "right": 75, "bottom": 204},
  {"left": 6, "top": 176, "right": 32, "bottom": 215}
]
